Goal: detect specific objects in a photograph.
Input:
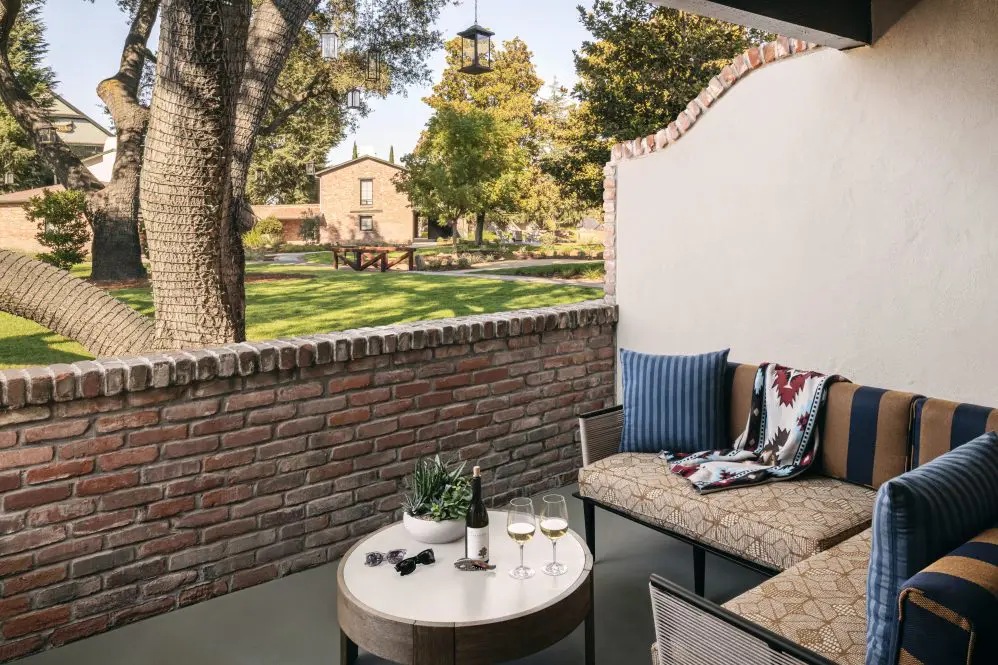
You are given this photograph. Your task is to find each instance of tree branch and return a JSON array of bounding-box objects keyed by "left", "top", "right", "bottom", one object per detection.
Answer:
[
  {"left": 0, "top": 0, "right": 102, "bottom": 192},
  {"left": 257, "top": 69, "right": 329, "bottom": 137}
]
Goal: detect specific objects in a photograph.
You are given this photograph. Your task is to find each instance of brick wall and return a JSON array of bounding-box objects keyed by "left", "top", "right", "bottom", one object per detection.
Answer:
[{"left": 0, "top": 301, "right": 616, "bottom": 660}]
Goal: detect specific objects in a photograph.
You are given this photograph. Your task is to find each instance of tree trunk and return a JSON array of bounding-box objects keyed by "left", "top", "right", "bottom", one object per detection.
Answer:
[
  {"left": 140, "top": 0, "right": 251, "bottom": 347},
  {"left": 89, "top": 0, "right": 161, "bottom": 283},
  {"left": 0, "top": 250, "right": 156, "bottom": 356},
  {"left": 221, "top": 0, "right": 318, "bottom": 341},
  {"left": 474, "top": 212, "right": 485, "bottom": 245}
]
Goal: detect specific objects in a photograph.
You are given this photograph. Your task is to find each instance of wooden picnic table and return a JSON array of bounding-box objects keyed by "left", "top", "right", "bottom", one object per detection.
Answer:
[{"left": 332, "top": 246, "right": 415, "bottom": 272}]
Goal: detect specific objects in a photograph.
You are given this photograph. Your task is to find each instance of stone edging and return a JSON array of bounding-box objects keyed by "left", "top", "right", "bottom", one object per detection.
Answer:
[
  {"left": 0, "top": 300, "right": 617, "bottom": 410},
  {"left": 600, "top": 37, "right": 822, "bottom": 301}
]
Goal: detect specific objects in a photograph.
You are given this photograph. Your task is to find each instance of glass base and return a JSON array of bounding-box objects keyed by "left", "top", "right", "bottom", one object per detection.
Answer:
[
  {"left": 542, "top": 561, "right": 567, "bottom": 576},
  {"left": 509, "top": 565, "right": 535, "bottom": 580}
]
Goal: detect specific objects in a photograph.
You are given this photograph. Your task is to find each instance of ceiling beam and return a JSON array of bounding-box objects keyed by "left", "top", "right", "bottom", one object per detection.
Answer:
[{"left": 645, "top": 0, "right": 874, "bottom": 49}]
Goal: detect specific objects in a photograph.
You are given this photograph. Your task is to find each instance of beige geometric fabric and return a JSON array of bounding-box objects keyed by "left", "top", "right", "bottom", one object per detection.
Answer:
[
  {"left": 578, "top": 453, "right": 875, "bottom": 570},
  {"left": 722, "top": 530, "right": 871, "bottom": 665}
]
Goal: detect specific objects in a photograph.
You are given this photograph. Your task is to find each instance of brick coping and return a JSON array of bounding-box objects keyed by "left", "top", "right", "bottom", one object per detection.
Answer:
[
  {"left": 0, "top": 300, "right": 617, "bottom": 410},
  {"left": 600, "top": 37, "right": 822, "bottom": 302}
]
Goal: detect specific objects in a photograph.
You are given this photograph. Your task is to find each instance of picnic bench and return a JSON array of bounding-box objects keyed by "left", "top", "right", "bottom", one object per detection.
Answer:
[{"left": 332, "top": 246, "right": 415, "bottom": 272}]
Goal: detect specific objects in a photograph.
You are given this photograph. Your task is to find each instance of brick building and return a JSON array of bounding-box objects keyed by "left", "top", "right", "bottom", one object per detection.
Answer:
[{"left": 314, "top": 155, "right": 415, "bottom": 245}]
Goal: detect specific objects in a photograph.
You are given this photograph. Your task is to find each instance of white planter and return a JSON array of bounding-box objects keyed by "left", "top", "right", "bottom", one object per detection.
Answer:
[{"left": 403, "top": 513, "right": 464, "bottom": 544}]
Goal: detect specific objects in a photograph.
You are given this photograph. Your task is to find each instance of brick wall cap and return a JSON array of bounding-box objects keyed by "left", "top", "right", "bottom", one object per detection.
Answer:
[{"left": 0, "top": 301, "right": 617, "bottom": 410}]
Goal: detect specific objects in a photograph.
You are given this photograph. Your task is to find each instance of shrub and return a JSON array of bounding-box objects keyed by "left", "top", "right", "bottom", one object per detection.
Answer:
[
  {"left": 243, "top": 215, "right": 285, "bottom": 259},
  {"left": 27, "top": 189, "right": 89, "bottom": 271},
  {"left": 299, "top": 216, "right": 321, "bottom": 243}
]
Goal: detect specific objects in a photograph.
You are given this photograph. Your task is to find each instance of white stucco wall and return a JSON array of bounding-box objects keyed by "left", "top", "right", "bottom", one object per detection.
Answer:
[{"left": 615, "top": 0, "right": 998, "bottom": 405}]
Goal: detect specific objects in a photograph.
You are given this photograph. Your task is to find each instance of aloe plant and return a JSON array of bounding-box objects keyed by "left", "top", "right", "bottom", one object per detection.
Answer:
[{"left": 401, "top": 456, "right": 472, "bottom": 521}]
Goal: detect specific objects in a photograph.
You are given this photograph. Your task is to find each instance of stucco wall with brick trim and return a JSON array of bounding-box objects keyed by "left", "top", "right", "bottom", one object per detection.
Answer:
[{"left": 0, "top": 301, "right": 615, "bottom": 659}]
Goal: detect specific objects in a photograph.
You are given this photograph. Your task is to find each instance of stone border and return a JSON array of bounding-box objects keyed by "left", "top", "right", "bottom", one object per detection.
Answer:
[
  {"left": 600, "top": 37, "right": 822, "bottom": 300},
  {"left": 0, "top": 301, "right": 617, "bottom": 410}
]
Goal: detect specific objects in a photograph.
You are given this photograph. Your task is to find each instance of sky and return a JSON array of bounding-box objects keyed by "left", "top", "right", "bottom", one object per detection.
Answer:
[{"left": 40, "top": 0, "right": 593, "bottom": 167}]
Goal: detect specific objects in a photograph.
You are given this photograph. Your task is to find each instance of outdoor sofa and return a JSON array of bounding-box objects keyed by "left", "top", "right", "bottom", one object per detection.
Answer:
[{"left": 575, "top": 363, "right": 998, "bottom": 665}]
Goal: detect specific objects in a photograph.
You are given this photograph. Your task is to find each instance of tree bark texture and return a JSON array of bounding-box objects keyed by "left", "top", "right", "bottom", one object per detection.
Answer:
[
  {"left": 140, "top": 0, "right": 251, "bottom": 347},
  {"left": 0, "top": 250, "right": 156, "bottom": 356},
  {"left": 475, "top": 212, "right": 485, "bottom": 245},
  {"left": 89, "top": 0, "right": 161, "bottom": 282}
]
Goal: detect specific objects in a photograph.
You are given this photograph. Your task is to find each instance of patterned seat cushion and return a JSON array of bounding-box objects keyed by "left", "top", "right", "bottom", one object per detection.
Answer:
[
  {"left": 579, "top": 453, "right": 876, "bottom": 570},
  {"left": 723, "top": 529, "right": 871, "bottom": 665}
]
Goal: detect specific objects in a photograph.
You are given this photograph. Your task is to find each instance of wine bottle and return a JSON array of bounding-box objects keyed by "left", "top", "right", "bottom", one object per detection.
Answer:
[{"left": 466, "top": 466, "right": 489, "bottom": 562}]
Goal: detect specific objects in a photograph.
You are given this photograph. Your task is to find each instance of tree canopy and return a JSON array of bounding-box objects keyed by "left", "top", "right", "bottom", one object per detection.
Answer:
[{"left": 544, "top": 0, "right": 762, "bottom": 208}]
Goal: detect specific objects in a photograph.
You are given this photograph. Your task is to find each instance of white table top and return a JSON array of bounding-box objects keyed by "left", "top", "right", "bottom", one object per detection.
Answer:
[{"left": 340, "top": 510, "right": 589, "bottom": 624}]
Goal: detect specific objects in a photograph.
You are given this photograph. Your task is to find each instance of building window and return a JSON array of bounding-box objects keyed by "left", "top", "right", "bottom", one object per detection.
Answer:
[
  {"left": 359, "top": 215, "right": 373, "bottom": 231},
  {"left": 360, "top": 179, "right": 374, "bottom": 206}
]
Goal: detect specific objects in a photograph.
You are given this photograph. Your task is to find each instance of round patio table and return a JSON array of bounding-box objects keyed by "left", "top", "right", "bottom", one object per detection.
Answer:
[{"left": 337, "top": 510, "right": 594, "bottom": 665}]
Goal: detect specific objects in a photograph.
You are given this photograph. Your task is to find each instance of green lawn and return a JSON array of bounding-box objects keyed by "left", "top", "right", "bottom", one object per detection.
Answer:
[{"left": 0, "top": 263, "right": 601, "bottom": 369}]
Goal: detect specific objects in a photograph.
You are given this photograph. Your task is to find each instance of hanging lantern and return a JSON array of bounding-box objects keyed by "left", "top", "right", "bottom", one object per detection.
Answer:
[
  {"left": 38, "top": 126, "right": 56, "bottom": 145},
  {"left": 3, "top": 172, "right": 13, "bottom": 186},
  {"left": 320, "top": 32, "right": 340, "bottom": 61},
  {"left": 305, "top": 162, "right": 316, "bottom": 177},
  {"left": 458, "top": 0, "right": 494, "bottom": 75},
  {"left": 347, "top": 88, "right": 363, "bottom": 109},
  {"left": 366, "top": 46, "right": 382, "bottom": 83}
]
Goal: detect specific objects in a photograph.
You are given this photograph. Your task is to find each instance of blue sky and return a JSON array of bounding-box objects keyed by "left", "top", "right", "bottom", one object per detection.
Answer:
[{"left": 41, "top": 0, "right": 592, "bottom": 166}]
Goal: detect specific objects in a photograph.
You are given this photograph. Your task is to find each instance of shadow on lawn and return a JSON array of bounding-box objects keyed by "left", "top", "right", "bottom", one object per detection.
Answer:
[{"left": 0, "top": 332, "right": 91, "bottom": 367}]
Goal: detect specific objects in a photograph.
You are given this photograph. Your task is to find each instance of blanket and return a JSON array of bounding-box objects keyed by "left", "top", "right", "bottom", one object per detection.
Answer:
[{"left": 659, "top": 363, "right": 842, "bottom": 493}]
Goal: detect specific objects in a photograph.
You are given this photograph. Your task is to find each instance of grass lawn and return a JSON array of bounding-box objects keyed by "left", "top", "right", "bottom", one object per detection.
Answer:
[
  {"left": 0, "top": 263, "right": 601, "bottom": 369},
  {"left": 483, "top": 262, "right": 606, "bottom": 281}
]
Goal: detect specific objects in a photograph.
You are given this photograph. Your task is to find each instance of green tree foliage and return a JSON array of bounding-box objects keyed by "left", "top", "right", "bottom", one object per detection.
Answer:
[
  {"left": 0, "top": 0, "right": 55, "bottom": 194},
  {"left": 396, "top": 106, "right": 526, "bottom": 245},
  {"left": 388, "top": 145, "right": 395, "bottom": 163},
  {"left": 248, "top": 0, "right": 449, "bottom": 205},
  {"left": 545, "top": 0, "right": 761, "bottom": 208},
  {"left": 352, "top": 141, "right": 359, "bottom": 160},
  {"left": 27, "top": 189, "right": 88, "bottom": 270},
  {"left": 299, "top": 215, "right": 321, "bottom": 243}
]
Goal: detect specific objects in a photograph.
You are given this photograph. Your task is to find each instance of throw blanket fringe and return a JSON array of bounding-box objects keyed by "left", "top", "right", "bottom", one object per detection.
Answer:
[{"left": 660, "top": 363, "right": 843, "bottom": 493}]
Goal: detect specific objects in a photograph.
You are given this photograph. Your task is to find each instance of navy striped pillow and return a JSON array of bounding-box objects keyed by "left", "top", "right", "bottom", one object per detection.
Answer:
[
  {"left": 619, "top": 348, "right": 729, "bottom": 454},
  {"left": 866, "top": 432, "right": 998, "bottom": 665}
]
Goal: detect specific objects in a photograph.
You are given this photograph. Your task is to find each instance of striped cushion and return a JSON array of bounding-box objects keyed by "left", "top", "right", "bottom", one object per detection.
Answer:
[
  {"left": 896, "top": 527, "right": 998, "bottom": 665},
  {"left": 619, "top": 349, "right": 729, "bottom": 454},
  {"left": 911, "top": 398, "right": 998, "bottom": 468},
  {"left": 821, "top": 383, "right": 918, "bottom": 488},
  {"left": 866, "top": 433, "right": 998, "bottom": 665}
]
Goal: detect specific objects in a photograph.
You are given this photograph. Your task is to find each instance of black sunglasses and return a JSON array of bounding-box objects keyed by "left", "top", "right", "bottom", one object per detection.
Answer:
[
  {"left": 395, "top": 549, "right": 435, "bottom": 576},
  {"left": 364, "top": 549, "right": 407, "bottom": 567}
]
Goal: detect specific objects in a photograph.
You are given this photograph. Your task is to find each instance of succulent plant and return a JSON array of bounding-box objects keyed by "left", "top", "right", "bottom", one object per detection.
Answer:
[{"left": 401, "top": 456, "right": 472, "bottom": 522}]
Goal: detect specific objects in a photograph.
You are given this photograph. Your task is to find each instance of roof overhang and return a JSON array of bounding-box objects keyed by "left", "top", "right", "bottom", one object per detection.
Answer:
[{"left": 645, "top": 0, "right": 923, "bottom": 49}]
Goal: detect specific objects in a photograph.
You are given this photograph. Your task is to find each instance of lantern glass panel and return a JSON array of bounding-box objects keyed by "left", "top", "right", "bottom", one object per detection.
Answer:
[
  {"left": 366, "top": 48, "right": 381, "bottom": 83},
  {"left": 320, "top": 32, "right": 339, "bottom": 60},
  {"left": 347, "top": 89, "right": 362, "bottom": 109}
]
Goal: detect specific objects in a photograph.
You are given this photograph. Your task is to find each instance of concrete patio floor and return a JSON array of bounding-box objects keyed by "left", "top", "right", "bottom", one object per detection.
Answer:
[{"left": 21, "top": 485, "right": 764, "bottom": 665}]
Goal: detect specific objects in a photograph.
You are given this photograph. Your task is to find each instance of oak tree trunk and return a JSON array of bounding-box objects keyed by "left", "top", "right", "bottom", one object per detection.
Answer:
[
  {"left": 140, "top": 0, "right": 251, "bottom": 347},
  {"left": 0, "top": 249, "right": 156, "bottom": 356}
]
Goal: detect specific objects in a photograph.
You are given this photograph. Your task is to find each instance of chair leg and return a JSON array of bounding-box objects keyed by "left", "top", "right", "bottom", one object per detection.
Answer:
[
  {"left": 583, "top": 499, "right": 596, "bottom": 558},
  {"left": 693, "top": 546, "right": 705, "bottom": 597}
]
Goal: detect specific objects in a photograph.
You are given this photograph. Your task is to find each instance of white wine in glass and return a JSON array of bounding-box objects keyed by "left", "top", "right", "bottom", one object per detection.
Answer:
[
  {"left": 540, "top": 495, "right": 569, "bottom": 576},
  {"left": 506, "top": 498, "right": 536, "bottom": 580}
]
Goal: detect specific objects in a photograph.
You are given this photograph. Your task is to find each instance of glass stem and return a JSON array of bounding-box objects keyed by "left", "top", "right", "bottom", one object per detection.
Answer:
[
  {"left": 552, "top": 540, "right": 558, "bottom": 565},
  {"left": 519, "top": 543, "right": 524, "bottom": 569}
]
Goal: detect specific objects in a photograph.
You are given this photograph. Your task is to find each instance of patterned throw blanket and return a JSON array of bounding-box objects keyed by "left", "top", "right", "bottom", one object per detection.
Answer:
[{"left": 660, "top": 363, "right": 842, "bottom": 493}]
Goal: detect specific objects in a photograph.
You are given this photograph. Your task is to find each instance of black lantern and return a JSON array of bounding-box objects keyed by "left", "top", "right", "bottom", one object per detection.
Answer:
[
  {"left": 305, "top": 162, "right": 316, "bottom": 177},
  {"left": 458, "top": 1, "right": 493, "bottom": 75},
  {"left": 366, "top": 46, "right": 382, "bottom": 83},
  {"left": 320, "top": 31, "right": 340, "bottom": 61},
  {"left": 347, "top": 88, "right": 363, "bottom": 109},
  {"left": 38, "top": 126, "right": 56, "bottom": 145}
]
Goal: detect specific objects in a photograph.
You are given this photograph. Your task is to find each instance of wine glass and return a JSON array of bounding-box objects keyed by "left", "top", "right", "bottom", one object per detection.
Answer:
[
  {"left": 506, "top": 497, "right": 536, "bottom": 580},
  {"left": 539, "top": 495, "right": 569, "bottom": 576}
]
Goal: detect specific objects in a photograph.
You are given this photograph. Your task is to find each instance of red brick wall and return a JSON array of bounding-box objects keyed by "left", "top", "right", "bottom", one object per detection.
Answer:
[{"left": 0, "top": 302, "right": 616, "bottom": 660}]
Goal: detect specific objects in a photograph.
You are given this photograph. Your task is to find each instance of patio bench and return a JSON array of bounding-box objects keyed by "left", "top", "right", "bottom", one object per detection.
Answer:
[{"left": 575, "top": 371, "right": 998, "bottom": 665}]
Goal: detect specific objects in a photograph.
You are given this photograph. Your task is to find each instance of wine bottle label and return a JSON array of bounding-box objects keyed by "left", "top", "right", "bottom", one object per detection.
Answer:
[{"left": 466, "top": 526, "right": 489, "bottom": 562}]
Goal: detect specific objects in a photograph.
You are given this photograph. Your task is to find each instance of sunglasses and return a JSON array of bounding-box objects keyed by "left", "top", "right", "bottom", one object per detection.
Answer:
[
  {"left": 394, "top": 549, "right": 435, "bottom": 576},
  {"left": 364, "top": 549, "right": 407, "bottom": 567}
]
